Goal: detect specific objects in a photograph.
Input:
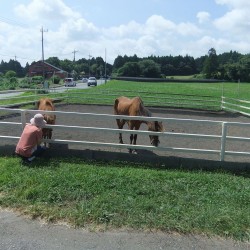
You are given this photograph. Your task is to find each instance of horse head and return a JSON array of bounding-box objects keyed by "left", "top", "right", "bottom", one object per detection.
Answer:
[{"left": 148, "top": 121, "right": 164, "bottom": 147}]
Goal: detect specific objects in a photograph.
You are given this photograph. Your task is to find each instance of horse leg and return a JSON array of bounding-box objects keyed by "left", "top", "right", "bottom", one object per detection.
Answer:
[
  {"left": 128, "top": 122, "right": 140, "bottom": 154},
  {"left": 129, "top": 133, "right": 134, "bottom": 153},
  {"left": 130, "top": 123, "right": 141, "bottom": 154},
  {"left": 116, "top": 119, "right": 125, "bottom": 144},
  {"left": 47, "top": 129, "right": 52, "bottom": 148}
]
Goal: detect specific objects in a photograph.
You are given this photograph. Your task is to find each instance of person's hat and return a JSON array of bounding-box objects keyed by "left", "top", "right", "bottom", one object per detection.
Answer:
[{"left": 30, "top": 114, "right": 47, "bottom": 128}]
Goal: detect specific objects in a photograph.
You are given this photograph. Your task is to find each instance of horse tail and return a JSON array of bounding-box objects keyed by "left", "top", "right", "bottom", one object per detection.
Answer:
[{"left": 114, "top": 98, "right": 119, "bottom": 115}]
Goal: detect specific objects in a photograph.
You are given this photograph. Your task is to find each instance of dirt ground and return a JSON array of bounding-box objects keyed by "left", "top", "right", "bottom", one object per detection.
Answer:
[{"left": 1, "top": 104, "right": 250, "bottom": 163}]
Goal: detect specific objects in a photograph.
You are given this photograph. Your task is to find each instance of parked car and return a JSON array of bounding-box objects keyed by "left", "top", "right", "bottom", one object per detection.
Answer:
[
  {"left": 64, "top": 78, "right": 76, "bottom": 87},
  {"left": 87, "top": 77, "right": 97, "bottom": 86},
  {"left": 82, "top": 78, "right": 88, "bottom": 83}
]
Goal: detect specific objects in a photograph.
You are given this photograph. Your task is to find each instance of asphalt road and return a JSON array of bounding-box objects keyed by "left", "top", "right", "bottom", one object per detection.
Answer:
[
  {"left": 0, "top": 79, "right": 106, "bottom": 98},
  {"left": 1, "top": 209, "right": 249, "bottom": 250}
]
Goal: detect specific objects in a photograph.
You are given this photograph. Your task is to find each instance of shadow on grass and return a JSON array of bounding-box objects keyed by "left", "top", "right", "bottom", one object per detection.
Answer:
[{"left": 1, "top": 144, "right": 249, "bottom": 177}]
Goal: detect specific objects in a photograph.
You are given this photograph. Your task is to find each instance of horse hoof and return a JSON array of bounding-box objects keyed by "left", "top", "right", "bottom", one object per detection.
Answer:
[{"left": 129, "top": 149, "right": 137, "bottom": 154}]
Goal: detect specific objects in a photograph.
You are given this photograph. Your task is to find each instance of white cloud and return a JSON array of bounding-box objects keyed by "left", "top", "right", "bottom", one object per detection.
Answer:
[
  {"left": 14, "top": 0, "right": 79, "bottom": 22},
  {"left": 197, "top": 12, "right": 210, "bottom": 24},
  {"left": 215, "top": 0, "right": 250, "bottom": 8},
  {"left": 105, "top": 21, "right": 143, "bottom": 38},
  {"left": 176, "top": 22, "right": 201, "bottom": 36},
  {"left": 1, "top": 0, "right": 249, "bottom": 67},
  {"left": 214, "top": 0, "right": 250, "bottom": 37},
  {"left": 145, "top": 15, "right": 176, "bottom": 33}
]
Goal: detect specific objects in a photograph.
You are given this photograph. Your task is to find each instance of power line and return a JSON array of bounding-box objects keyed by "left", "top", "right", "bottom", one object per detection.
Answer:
[
  {"left": 0, "top": 16, "right": 29, "bottom": 28},
  {"left": 0, "top": 53, "right": 36, "bottom": 61}
]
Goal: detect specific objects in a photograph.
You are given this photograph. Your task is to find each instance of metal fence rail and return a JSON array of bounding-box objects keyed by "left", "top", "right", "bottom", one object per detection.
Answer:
[
  {"left": 1, "top": 107, "right": 250, "bottom": 162},
  {"left": 222, "top": 96, "right": 250, "bottom": 116}
]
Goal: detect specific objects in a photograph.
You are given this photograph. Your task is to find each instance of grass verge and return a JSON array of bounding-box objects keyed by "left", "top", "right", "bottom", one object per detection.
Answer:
[{"left": 0, "top": 156, "right": 249, "bottom": 241}]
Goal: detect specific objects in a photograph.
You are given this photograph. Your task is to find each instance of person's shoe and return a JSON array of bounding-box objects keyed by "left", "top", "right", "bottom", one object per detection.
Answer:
[
  {"left": 22, "top": 159, "right": 32, "bottom": 165},
  {"left": 27, "top": 156, "right": 36, "bottom": 162}
]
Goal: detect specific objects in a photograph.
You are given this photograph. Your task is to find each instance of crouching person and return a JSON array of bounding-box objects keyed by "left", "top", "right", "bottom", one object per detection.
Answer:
[{"left": 15, "top": 114, "right": 47, "bottom": 164}]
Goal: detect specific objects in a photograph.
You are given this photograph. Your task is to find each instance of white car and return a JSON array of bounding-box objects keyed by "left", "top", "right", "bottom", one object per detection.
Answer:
[
  {"left": 64, "top": 78, "right": 76, "bottom": 87},
  {"left": 87, "top": 77, "right": 97, "bottom": 86},
  {"left": 82, "top": 78, "right": 88, "bottom": 83}
]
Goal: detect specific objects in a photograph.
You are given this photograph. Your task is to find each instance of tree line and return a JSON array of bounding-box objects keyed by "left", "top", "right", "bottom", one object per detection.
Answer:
[
  {"left": 112, "top": 49, "right": 250, "bottom": 82},
  {"left": 0, "top": 48, "right": 249, "bottom": 82}
]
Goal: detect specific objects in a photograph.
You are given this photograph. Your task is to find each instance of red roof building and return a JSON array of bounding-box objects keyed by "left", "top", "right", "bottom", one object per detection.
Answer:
[{"left": 28, "top": 61, "right": 68, "bottom": 79}]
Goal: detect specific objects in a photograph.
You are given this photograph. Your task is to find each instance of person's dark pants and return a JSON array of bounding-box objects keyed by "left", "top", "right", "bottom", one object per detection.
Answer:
[
  {"left": 16, "top": 145, "right": 46, "bottom": 163},
  {"left": 31, "top": 145, "right": 46, "bottom": 157}
]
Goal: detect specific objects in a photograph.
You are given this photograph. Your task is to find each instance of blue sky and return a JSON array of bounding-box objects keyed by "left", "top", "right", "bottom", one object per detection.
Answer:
[{"left": 0, "top": 0, "right": 249, "bottom": 66}]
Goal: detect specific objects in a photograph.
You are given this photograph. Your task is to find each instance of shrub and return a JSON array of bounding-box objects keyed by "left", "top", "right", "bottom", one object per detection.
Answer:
[
  {"left": 5, "top": 70, "right": 16, "bottom": 78},
  {"left": 50, "top": 75, "right": 61, "bottom": 84},
  {"left": 19, "top": 78, "right": 34, "bottom": 88},
  {"left": 32, "top": 76, "right": 44, "bottom": 84}
]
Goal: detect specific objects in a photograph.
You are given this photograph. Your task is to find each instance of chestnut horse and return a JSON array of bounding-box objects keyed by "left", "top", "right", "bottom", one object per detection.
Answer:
[
  {"left": 114, "top": 96, "right": 164, "bottom": 153},
  {"left": 37, "top": 98, "right": 56, "bottom": 146}
]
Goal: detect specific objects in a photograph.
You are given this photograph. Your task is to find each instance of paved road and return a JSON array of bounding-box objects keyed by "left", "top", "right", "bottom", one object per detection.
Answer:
[
  {"left": 1, "top": 209, "right": 249, "bottom": 250},
  {"left": 0, "top": 79, "right": 106, "bottom": 98},
  {"left": 53, "top": 79, "right": 105, "bottom": 93}
]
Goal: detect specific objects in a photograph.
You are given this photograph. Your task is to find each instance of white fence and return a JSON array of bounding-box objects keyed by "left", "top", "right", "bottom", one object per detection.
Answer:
[
  {"left": 222, "top": 96, "right": 250, "bottom": 117},
  {"left": 1, "top": 107, "right": 250, "bottom": 162}
]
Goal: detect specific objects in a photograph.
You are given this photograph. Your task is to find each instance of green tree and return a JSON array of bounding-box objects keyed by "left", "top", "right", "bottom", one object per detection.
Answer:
[
  {"left": 5, "top": 70, "right": 16, "bottom": 78},
  {"left": 46, "top": 57, "right": 61, "bottom": 68},
  {"left": 138, "top": 59, "right": 161, "bottom": 77},
  {"left": 117, "top": 62, "right": 141, "bottom": 77},
  {"left": 203, "top": 48, "right": 219, "bottom": 79}
]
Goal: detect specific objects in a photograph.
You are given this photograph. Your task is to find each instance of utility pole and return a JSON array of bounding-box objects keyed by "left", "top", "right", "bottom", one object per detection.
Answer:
[
  {"left": 104, "top": 48, "right": 107, "bottom": 84},
  {"left": 88, "top": 54, "right": 92, "bottom": 77},
  {"left": 72, "top": 49, "right": 79, "bottom": 62},
  {"left": 41, "top": 26, "right": 48, "bottom": 80}
]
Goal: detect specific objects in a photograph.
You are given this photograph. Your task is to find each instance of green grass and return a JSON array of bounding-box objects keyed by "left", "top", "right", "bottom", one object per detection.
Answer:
[
  {"left": 1, "top": 80, "right": 250, "bottom": 111},
  {"left": 63, "top": 80, "right": 250, "bottom": 111},
  {"left": 0, "top": 156, "right": 249, "bottom": 241}
]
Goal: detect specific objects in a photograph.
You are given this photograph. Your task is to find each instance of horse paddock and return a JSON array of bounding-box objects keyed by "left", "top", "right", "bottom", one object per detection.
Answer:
[{"left": 1, "top": 104, "right": 250, "bottom": 166}]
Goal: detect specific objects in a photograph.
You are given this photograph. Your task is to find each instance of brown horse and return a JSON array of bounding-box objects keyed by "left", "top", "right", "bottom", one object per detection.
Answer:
[
  {"left": 37, "top": 98, "right": 56, "bottom": 146},
  {"left": 114, "top": 96, "right": 164, "bottom": 153}
]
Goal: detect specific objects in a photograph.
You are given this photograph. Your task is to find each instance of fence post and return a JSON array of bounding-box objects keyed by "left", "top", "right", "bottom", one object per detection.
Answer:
[
  {"left": 220, "top": 122, "right": 227, "bottom": 161},
  {"left": 20, "top": 110, "right": 26, "bottom": 129}
]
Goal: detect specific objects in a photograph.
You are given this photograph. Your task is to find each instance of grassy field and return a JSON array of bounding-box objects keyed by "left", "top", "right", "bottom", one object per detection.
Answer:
[
  {"left": 1, "top": 80, "right": 250, "bottom": 110},
  {"left": 0, "top": 156, "right": 249, "bottom": 241},
  {"left": 0, "top": 79, "right": 250, "bottom": 241},
  {"left": 63, "top": 80, "right": 250, "bottom": 111}
]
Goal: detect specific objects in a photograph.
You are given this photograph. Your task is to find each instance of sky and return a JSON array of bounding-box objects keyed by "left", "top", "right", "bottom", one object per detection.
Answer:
[{"left": 0, "top": 0, "right": 250, "bottom": 66}]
